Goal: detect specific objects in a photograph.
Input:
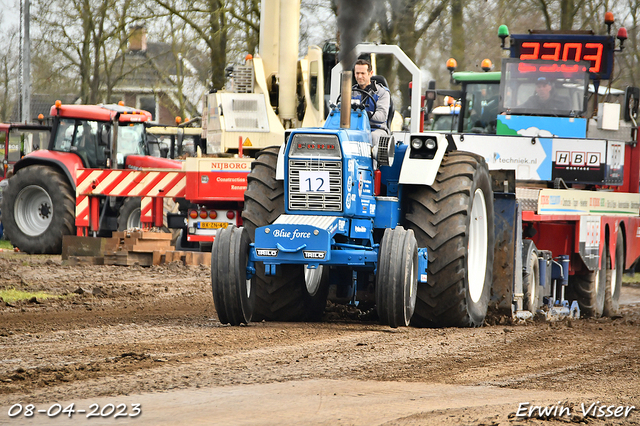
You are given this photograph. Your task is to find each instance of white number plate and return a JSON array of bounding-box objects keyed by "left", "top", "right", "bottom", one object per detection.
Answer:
[{"left": 299, "top": 171, "right": 330, "bottom": 193}]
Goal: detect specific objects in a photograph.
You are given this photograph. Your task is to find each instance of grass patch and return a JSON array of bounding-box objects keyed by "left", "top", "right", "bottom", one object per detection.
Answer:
[
  {"left": 623, "top": 273, "right": 640, "bottom": 284},
  {"left": 0, "top": 288, "right": 72, "bottom": 304},
  {"left": 0, "top": 239, "right": 12, "bottom": 250}
]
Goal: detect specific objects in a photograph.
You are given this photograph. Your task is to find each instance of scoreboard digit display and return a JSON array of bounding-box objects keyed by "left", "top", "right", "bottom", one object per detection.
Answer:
[{"left": 510, "top": 34, "right": 615, "bottom": 80}]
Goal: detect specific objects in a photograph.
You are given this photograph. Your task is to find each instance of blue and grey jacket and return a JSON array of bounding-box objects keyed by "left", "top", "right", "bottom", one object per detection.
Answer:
[{"left": 352, "top": 81, "right": 391, "bottom": 134}]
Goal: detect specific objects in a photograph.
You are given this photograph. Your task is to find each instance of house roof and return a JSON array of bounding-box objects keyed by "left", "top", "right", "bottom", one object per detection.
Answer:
[
  {"left": 112, "top": 41, "right": 207, "bottom": 115},
  {"left": 114, "top": 42, "right": 179, "bottom": 90}
]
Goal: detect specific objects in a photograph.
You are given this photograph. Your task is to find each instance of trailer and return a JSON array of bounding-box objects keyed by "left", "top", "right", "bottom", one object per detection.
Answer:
[{"left": 430, "top": 20, "right": 639, "bottom": 319}]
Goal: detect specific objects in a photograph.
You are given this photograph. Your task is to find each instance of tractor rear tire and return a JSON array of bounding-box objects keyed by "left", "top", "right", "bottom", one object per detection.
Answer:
[
  {"left": 211, "top": 226, "right": 254, "bottom": 325},
  {"left": 242, "top": 146, "right": 329, "bottom": 321},
  {"left": 604, "top": 230, "right": 623, "bottom": 317},
  {"left": 242, "top": 147, "right": 285, "bottom": 240},
  {"left": 0, "top": 165, "right": 75, "bottom": 254},
  {"left": 568, "top": 257, "right": 605, "bottom": 318},
  {"left": 404, "top": 151, "right": 494, "bottom": 327},
  {"left": 117, "top": 197, "right": 141, "bottom": 231},
  {"left": 376, "top": 227, "right": 418, "bottom": 328},
  {"left": 522, "top": 239, "right": 542, "bottom": 312}
]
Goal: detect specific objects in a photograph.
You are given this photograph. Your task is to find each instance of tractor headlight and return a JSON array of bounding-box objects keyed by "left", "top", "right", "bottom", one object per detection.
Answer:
[
  {"left": 424, "top": 138, "right": 437, "bottom": 150},
  {"left": 408, "top": 135, "right": 439, "bottom": 160}
]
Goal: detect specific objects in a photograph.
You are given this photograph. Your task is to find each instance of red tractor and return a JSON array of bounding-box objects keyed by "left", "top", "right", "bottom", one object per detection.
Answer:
[{"left": 0, "top": 102, "right": 181, "bottom": 254}]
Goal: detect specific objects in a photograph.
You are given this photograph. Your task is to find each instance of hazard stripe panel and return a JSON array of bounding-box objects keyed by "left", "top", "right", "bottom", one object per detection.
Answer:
[
  {"left": 75, "top": 169, "right": 187, "bottom": 228},
  {"left": 76, "top": 169, "right": 186, "bottom": 197}
]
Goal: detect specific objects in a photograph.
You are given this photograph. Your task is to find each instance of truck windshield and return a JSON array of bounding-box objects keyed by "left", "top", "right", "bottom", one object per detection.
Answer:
[
  {"left": 499, "top": 59, "right": 589, "bottom": 117},
  {"left": 462, "top": 83, "right": 500, "bottom": 134}
]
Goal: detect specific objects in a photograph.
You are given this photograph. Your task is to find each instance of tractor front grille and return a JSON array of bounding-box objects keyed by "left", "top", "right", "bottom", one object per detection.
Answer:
[{"left": 288, "top": 159, "right": 342, "bottom": 212}]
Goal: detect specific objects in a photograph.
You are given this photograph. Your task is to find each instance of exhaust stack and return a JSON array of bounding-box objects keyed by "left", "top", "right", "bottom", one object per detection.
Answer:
[{"left": 340, "top": 71, "right": 352, "bottom": 129}]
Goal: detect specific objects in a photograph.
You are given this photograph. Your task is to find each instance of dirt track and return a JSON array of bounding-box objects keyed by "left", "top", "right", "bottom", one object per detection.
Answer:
[{"left": 0, "top": 251, "right": 639, "bottom": 425}]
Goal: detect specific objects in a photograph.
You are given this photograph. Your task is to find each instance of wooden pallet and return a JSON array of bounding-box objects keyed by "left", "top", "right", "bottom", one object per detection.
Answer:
[
  {"left": 108, "top": 231, "right": 173, "bottom": 253},
  {"left": 62, "top": 232, "right": 210, "bottom": 266},
  {"left": 153, "top": 250, "right": 211, "bottom": 266}
]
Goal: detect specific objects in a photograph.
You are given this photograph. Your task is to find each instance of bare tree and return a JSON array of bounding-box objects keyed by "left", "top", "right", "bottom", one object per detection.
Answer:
[
  {"left": 228, "top": 0, "right": 260, "bottom": 57},
  {"left": 615, "top": 0, "right": 640, "bottom": 87},
  {"left": 32, "top": 0, "right": 139, "bottom": 103},
  {"left": 355, "top": 0, "right": 447, "bottom": 112},
  {"left": 0, "top": 15, "right": 19, "bottom": 121},
  {"left": 152, "top": 14, "right": 206, "bottom": 119},
  {"left": 301, "top": 0, "right": 336, "bottom": 51},
  {"left": 449, "top": 0, "right": 464, "bottom": 70},
  {"left": 153, "top": 0, "right": 228, "bottom": 90}
]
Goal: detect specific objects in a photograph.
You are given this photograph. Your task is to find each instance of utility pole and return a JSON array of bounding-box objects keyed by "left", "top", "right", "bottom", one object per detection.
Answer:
[{"left": 22, "top": 0, "right": 31, "bottom": 123}]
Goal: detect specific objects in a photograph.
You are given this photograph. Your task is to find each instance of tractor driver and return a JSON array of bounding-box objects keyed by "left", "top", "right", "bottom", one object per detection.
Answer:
[
  {"left": 352, "top": 59, "right": 391, "bottom": 159},
  {"left": 520, "top": 77, "right": 570, "bottom": 111}
]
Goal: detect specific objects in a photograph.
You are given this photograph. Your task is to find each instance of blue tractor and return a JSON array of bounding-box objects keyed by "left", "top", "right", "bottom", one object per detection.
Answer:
[{"left": 211, "top": 52, "right": 496, "bottom": 328}]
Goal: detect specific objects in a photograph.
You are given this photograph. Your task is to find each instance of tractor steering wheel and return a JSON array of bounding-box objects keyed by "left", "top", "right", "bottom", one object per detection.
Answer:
[{"left": 337, "top": 87, "right": 377, "bottom": 115}]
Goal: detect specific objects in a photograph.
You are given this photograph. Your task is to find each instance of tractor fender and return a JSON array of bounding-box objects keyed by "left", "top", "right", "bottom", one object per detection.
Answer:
[
  {"left": 398, "top": 132, "right": 449, "bottom": 187},
  {"left": 13, "top": 151, "right": 83, "bottom": 189}
]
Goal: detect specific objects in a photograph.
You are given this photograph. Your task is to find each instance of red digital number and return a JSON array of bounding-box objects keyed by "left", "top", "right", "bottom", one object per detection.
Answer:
[
  {"left": 541, "top": 43, "right": 561, "bottom": 61},
  {"left": 584, "top": 43, "right": 603, "bottom": 73},
  {"left": 519, "top": 40, "right": 604, "bottom": 75},
  {"left": 520, "top": 42, "right": 540, "bottom": 60},
  {"left": 562, "top": 42, "right": 582, "bottom": 61},
  {"left": 559, "top": 63, "right": 581, "bottom": 73},
  {"left": 518, "top": 62, "right": 537, "bottom": 73},
  {"left": 539, "top": 63, "right": 560, "bottom": 73}
]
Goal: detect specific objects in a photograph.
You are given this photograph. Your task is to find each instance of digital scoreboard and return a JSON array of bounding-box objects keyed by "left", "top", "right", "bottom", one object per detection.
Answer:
[{"left": 509, "top": 34, "right": 616, "bottom": 80}]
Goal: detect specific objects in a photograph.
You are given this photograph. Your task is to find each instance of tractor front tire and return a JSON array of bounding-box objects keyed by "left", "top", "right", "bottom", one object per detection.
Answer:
[
  {"left": 117, "top": 197, "right": 141, "bottom": 231},
  {"left": 568, "top": 257, "right": 605, "bottom": 318},
  {"left": 242, "top": 146, "right": 329, "bottom": 321},
  {"left": 522, "top": 239, "right": 542, "bottom": 312},
  {"left": 376, "top": 227, "right": 418, "bottom": 328},
  {"left": 0, "top": 165, "right": 75, "bottom": 254},
  {"left": 404, "top": 152, "right": 494, "bottom": 327},
  {"left": 211, "top": 226, "right": 255, "bottom": 325},
  {"left": 603, "top": 230, "right": 624, "bottom": 317}
]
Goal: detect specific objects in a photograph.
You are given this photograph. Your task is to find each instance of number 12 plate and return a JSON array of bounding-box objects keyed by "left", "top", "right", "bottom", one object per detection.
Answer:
[{"left": 299, "top": 171, "right": 330, "bottom": 193}]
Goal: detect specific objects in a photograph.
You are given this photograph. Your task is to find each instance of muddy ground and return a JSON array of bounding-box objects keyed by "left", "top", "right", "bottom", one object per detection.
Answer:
[{"left": 0, "top": 251, "right": 639, "bottom": 425}]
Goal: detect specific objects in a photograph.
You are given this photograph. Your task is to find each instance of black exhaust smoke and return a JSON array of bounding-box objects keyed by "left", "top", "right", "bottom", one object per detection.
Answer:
[{"left": 336, "top": 0, "right": 376, "bottom": 70}]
